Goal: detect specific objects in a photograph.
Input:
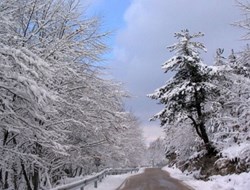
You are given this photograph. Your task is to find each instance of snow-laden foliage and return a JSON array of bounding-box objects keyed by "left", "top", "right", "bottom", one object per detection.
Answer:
[
  {"left": 205, "top": 0, "right": 250, "bottom": 174},
  {"left": 104, "top": 114, "right": 146, "bottom": 168},
  {"left": 0, "top": 0, "right": 146, "bottom": 189},
  {"left": 164, "top": 123, "right": 201, "bottom": 164},
  {"left": 206, "top": 47, "right": 250, "bottom": 172},
  {"left": 0, "top": 44, "right": 64, "bottom": 190},
  {"left": 148, "top": 30, "right": 221, "bottom": 154}
]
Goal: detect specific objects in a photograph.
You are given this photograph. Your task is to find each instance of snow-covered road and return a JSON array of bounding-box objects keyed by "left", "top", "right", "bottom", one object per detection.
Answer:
[{"left": 116, "top": 168, "right": 192, "bottom": 190}]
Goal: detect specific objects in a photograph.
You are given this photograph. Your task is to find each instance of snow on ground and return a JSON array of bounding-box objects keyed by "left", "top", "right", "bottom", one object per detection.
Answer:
[
  {"left": 71, "top": 168, "right": 144, "bottom": 190},
  {"left": 221, "top": 143, "right": 250, "bottom": 161},
  {"left": 162, "top": 166, "right": 250, "bottom": 190}
]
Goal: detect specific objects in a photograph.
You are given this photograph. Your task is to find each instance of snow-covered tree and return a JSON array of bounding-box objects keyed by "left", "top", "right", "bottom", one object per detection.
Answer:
[
  {"left": 0, "top": 42, "right": 68, "bottom": 190},
  {"left": 208, "top": 42, "right": 250, "bottom": 173},
  {"left": 120, "top": 115, "right": 146, "bottom": 167},
  {"left": 146, "top": 138, "right": 166, "bottom": 167},
  {"left": 0, "top": 0, "right": 144, "bottom": 189},
  {"left": 148, "top": 30, "right": 221, "bottom": 155}
]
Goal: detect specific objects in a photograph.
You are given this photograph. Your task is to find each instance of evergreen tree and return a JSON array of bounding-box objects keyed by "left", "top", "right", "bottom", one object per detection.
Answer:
[{"left": 148, "top": 30, "right": 220, "bottom": 155}]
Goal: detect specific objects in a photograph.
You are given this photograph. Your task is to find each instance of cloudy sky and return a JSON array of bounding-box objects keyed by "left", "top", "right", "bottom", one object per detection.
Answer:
[{"left": 87, "top": 0, "right": 246, "bottom": 144}]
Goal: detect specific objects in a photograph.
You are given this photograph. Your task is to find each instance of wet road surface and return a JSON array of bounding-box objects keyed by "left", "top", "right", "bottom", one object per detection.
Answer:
[{"left": 116, "top": 168, "right": 193, "bottom": 190}]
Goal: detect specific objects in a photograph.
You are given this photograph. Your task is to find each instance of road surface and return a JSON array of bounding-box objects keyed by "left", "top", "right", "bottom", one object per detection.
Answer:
[{"left": 116, "top": 168, "right": 193, "bottom": 190}]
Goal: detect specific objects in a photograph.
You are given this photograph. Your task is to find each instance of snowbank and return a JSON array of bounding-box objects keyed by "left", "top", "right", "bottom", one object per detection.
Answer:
[
  {"left": 162, "top": 166, "right": 250, "bottom": 190},
  {"left": 221, "top": 143, "right": 250, "bottom": 161}
]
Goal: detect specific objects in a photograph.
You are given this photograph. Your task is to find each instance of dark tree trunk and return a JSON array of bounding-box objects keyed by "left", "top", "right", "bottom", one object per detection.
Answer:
[
  {"left": 21, "top": 162, "right": 32, "bottom": 190},
  {"left": 3, "top": 130, "right": 9, "bottom": 146},
  {"left": 199, "top": 122, "right": 209, "bottom": 144},
  {"left": 32, "top": 142, "right": 42, "bottom": 190},
  {"left": 198, "top": 122, "right": 217, "bottom": 155},
  {"left": 2, "top": 131, "right": 9, "bottom": 189},
  {"left": 4, "top": 171, "right": 8, "bottom": 189},
  {"left": 12, "top": 164, "right": 18, "bottom": 190},
  {"left": 0, "top": 169, "right": 2, "bottom": 188},
  {"left": 32, "top": 167, "right": 39, "bottom": 190},
  {"left": 192, "top": 89, "right": 217, "bottom": 155},
  {"left": 189, "top": 116, "right": 216, "bottom": 154},
  {"left": 79, "top": 167, "right": 83, "bottom": 176}
]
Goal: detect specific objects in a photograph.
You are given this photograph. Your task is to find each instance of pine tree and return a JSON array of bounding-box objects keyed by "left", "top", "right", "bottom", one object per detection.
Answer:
[{"left": 148, "top": 30, "right": 220, "bottom": 155}]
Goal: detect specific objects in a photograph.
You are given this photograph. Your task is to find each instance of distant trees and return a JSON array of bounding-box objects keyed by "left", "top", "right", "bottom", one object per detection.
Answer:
[
  {"left": 146, "top": 138, "right": 166, "bottom": 167},
  {"left": 106, "top": 114, "right": 147, "bottom": 168},
  {"left": 0, "top": 0, "right": 145, "bottom": 189}
]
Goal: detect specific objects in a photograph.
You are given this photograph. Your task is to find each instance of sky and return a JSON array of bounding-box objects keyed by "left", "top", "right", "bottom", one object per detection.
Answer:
[{"left": 86, "top": 0, "right": 246, "bottom": 144}]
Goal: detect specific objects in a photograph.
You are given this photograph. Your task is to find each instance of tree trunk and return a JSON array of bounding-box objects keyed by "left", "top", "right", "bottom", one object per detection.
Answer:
[
  {"left": 21, "top": 162, "right": 32, "bottom": 190},
  {"left": 12, "top": 164, "right": 18, "bottom": 190},
  {"left": 32, "top": 143, "right": 42, "bottom": 190},
  {"left": 199, "top": 122, "right": 209, "bottom": 144},
  {"left": 198, "top": 122, "right": 216, "bottom": 155},
  {"left": 194, "top": 90, "right": 217, "bottom": 155},
  {"left": 3, "top": 130, "right": 9, "bottom": 146},
  {"left": 32, "top": 167, "right": 39, "bottom": 190},
  {"left": 4, "top": 171, "right": 8, "bottom": 189},
  {"left": 2, "top": 130, "right": 10, "bottom": 189},
  {"left": 79, "top": 167, "right": 83, "bottom": 176},
  {"left": 0, "top": 169, "right": 3, "bottom": 188}
]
